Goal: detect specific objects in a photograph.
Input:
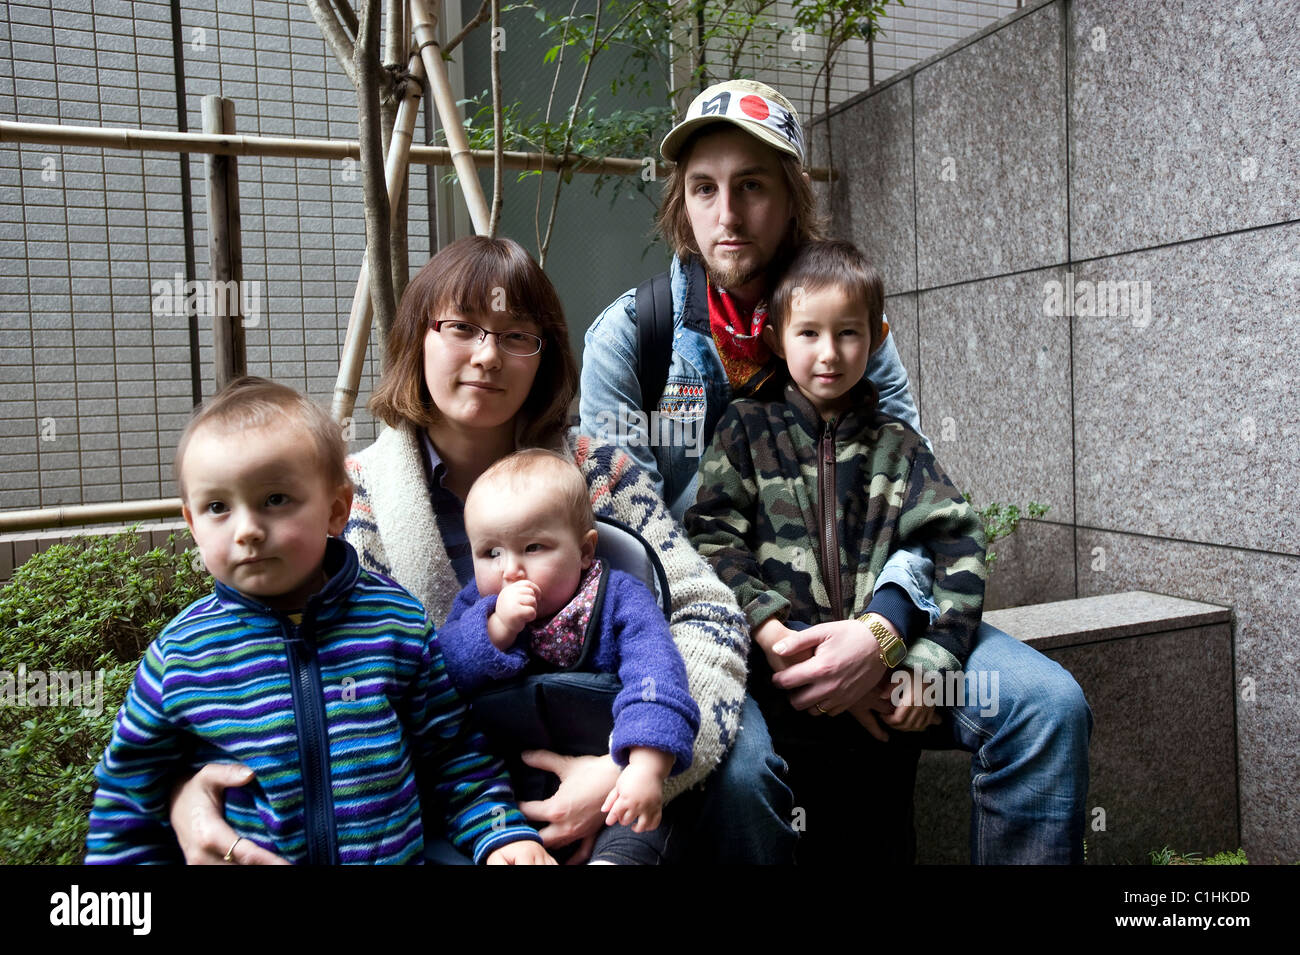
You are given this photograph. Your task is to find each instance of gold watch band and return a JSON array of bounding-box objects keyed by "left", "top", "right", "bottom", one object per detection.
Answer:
[{"left": 857, "top": 613, "right": 907, "bottom": 668}]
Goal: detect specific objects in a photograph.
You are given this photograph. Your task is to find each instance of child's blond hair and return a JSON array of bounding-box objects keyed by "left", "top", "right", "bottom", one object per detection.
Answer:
[
  {"left": 174, "top": 376, "right": 349, "bottom": 497},
  {"left": 465, "top": 449, "right": 593, "bottom": 537}
]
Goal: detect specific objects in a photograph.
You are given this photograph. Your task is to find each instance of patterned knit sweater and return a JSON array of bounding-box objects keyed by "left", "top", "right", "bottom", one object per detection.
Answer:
[
  {"left": 686, "top": 381, "right": 987, "bottom": 676},
  {"left": 86, "top": 538, "right": 540, "bottom": 865},
  {"left": 343, "top": 424, "right": 750, "bottom": 801}
]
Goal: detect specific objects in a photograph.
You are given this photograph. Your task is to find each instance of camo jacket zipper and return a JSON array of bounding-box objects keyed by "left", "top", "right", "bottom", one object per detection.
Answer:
[{"left": 818, "top": 415, "right": 845, "bottom": 621}]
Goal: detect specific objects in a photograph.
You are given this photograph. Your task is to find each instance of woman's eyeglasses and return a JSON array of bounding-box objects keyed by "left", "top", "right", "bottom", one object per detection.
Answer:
[{"left": 431, "top": 319, "right": 544, "bottom": 357}]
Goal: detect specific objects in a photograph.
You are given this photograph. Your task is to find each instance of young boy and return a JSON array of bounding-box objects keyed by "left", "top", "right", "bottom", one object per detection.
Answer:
[
  {"left": 436, "top": 449, "right": 699, "bottom": 864},
  {"left": 684, "top": 240, "right": 987, "bottom": 862},
  {"left": 86, "top": 377, "right": 550, "bottom": 865}
]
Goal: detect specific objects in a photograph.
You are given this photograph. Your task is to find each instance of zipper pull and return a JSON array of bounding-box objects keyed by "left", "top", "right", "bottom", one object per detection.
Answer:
[{"left": 823, "top": 417, "right": 835, "bottom": 462}]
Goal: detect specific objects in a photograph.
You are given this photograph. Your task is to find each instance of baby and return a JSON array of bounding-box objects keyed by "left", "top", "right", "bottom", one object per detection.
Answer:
[
  {"left": 87, "top": 376, "right": 550, "bottom": 865},
  {"left": 437, "top": 449, "right": 700, "bottom": 864}
]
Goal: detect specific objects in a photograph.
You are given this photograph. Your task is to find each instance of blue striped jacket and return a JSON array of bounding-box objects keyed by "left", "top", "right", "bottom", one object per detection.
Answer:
[{"left": 86, "top": 538, "right": 540, "bottom": 864}]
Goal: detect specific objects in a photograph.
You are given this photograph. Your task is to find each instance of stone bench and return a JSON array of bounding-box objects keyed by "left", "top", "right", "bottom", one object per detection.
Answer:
[{"left": 914, "top": 590, "right": 1236, "bottom": 864}]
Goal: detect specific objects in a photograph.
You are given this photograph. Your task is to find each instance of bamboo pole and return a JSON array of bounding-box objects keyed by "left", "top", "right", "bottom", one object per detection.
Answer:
[
  {"left": 202, "top": 96, "right": 247, "bottom": 389},
  {"left": 0, "top": 120, "right": 837, "bottom": 180},
  {"left": 0, "top": 499, "right": 182, "bottom": 534},
  {"left": 410, "top": 0, "right": 491, "bottom": 233},
  {"left": 330, "top": 51, "right": 426, "bottom": 423}
]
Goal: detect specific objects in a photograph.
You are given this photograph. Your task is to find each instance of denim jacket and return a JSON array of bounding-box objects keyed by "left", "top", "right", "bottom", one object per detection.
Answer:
[{"left": 579, "top": 253, "right": 941, "bottom": 623}]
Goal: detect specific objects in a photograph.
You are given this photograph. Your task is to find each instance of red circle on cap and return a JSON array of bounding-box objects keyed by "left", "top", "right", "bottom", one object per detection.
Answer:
[{"left": 739, "top": 95, "right": 769, "bottom": 120}]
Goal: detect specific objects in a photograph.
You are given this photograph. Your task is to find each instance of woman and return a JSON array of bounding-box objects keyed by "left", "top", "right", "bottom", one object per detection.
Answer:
[{"left": 168, "top": 237, "right": 783, "bottom": 864}]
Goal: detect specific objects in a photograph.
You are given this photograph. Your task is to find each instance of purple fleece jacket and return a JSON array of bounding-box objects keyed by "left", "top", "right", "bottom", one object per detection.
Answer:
[{"left": 437, "top": 569, "right": 700, "bottom": 775}]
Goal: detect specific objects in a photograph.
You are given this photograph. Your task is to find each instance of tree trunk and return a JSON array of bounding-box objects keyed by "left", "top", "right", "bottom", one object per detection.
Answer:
[
  {"left": 356, "top": 0, "right": 398, "bottom": 345},
  {"left": 383, "top": 0, "right": 409, "bottom": 306}
]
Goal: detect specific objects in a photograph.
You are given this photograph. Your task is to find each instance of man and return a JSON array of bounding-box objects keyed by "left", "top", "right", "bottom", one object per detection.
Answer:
[{"left": 580, "top": 79, "right": 1092, "bottom": 864}]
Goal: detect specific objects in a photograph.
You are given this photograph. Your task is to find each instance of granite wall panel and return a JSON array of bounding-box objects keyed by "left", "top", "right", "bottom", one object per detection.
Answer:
[
  {"left": 883, "top": 292, "right": 919, "bottom": 399},
  {"left": 1069, "top": 0, "right": 1300, "bottom": 260},
  {"left": 985, "top": 518, "right": 1075, "bottom": 611},
  {"left": 1072, "top": 223, "right": 1300, "bottom": 555},
  {"left": 918, "top": 266, "right": 1074, "bottom": 522},
  {"left": 914, "top": 2, "right": 1068, "bottom": 287},
  {"left": 828, "top": 78, "right": 917, "bottom": 293},
  {"left": 1077, "top": 529, "right": 1299, "bottom": 864}
]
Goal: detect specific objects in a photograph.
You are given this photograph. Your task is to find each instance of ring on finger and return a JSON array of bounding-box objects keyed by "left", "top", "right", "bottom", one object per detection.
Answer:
[
  {"left": 224, "top": 836, "right": 244, "bottom": 863},
  {"left": 815, "top": 702, "right": 828, "bottom": 714}
]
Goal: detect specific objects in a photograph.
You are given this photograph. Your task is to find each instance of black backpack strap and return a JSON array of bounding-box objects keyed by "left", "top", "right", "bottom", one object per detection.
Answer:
[{"left": 634, "top": 270, "right": 674, "bottom": 413}]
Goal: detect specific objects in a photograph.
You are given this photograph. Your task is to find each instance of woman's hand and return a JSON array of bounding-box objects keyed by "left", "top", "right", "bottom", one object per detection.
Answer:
[
  {"left": 769, "top": 616, "right": 892, "bottom": 717},
  {"left": 168, "top": 763, "right": 291, "bottom": 865},
  {"left": 516, "top": 750, "right": 621, "bottom": 864}
]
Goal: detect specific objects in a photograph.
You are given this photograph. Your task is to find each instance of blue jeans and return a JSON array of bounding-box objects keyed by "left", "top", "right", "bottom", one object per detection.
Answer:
[
  {"left": 693, "top": 622, "right": 1092, "bottom": 864},
  {"left": 676, "top": 695, "right": 799, "bottom": 864},
  {"left": 943, "top": 621, "right": 1094, "bottom": 864}
]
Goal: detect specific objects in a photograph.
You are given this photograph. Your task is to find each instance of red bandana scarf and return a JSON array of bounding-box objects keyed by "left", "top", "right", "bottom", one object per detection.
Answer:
[{"left": 707, "top": 278, "right": 775, "bottom": 395}]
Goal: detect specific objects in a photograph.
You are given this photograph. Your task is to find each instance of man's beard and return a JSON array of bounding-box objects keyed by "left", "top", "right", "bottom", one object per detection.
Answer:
[
  {"left": 702, "top": 254, "right": 766, "bottom": 293},
  {"left": 697, "top": 228, "right": 797, "bottom": 296}
]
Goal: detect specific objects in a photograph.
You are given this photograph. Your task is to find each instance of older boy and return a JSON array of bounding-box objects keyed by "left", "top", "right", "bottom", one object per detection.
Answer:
[
  {"left": 87, "top": 377, "right": 550, "bottom": 865},
  {"left": 686, "top": 240, "right": 988, "bottom": 862}
]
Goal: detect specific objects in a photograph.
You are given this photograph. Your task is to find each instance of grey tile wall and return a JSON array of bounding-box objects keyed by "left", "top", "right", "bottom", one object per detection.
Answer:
[
  {"left": 2, "top": 0, "right": 431, "bottom": 510},
  {"left": 1078, "top": 529, "right": 1300, "bottom": 864},
  {"left": 918, "top": 266, "right": 1075, "bottom": 523},
  {"left": 1072, "top": 223, "right": 1300, "bottom": 556},
  {"left": 984, "top": 518, "right": 1075, "bottom": 610},
  {"left": 829, "top": 78, "right": 917, "bottom": 294},
  {"left": 882, "top": 292, "right": 919, "bottom": 395}
]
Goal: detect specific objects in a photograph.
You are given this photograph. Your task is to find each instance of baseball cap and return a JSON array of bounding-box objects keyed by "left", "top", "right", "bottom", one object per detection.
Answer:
[{"left": 660, "top": 79, "right": 806, "bottom": 166}]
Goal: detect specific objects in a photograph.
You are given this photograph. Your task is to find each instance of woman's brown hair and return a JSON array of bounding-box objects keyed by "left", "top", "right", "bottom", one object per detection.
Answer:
[{"left": 369, "top": 235, "right": 579, "bottom": 449}]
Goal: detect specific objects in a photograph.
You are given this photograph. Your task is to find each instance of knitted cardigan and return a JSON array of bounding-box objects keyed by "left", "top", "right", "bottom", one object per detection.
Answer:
[{"left": 343, "top": 424, "right": 750, "bottom": 800}]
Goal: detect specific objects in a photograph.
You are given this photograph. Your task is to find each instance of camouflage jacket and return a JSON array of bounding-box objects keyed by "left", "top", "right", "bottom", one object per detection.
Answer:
[{"left": 686, "top": 380, "right": 987, "bottom": 673}]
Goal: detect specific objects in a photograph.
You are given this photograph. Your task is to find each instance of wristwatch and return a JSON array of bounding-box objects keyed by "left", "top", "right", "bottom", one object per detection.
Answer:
[{"left": 857, "top": 613, "right": 907, "bottom": 668}]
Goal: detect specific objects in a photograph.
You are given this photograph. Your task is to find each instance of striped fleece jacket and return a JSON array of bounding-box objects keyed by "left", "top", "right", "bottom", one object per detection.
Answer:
[
  {"left": 86, "top": 537, "right": 540, "bottom": 864},
  {"left": 343, "top": 424, "right": 751, "bottom": 801},
  {"left": 686, "top": 380, "right": 987, "bottom": 678}
]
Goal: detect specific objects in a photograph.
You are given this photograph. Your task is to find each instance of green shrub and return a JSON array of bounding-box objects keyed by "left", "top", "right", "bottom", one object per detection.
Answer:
[
  {"left": 0, "top": 529, "right": 209, "bottom": 864},
  {"left": 962, "top": 494, "right": 1051, "bottom": 571},
  {"left": 1150, "top": 846, "right": 1249, "bottom": 865}
]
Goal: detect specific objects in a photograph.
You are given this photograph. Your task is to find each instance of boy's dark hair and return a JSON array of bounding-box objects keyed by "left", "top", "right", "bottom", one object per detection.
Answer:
[
  {"left": 769, "top": 240, "right": 887, "bottom": 353},
  {"left": 174, "top": 376, "right": 348, "bottom": 497}
]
